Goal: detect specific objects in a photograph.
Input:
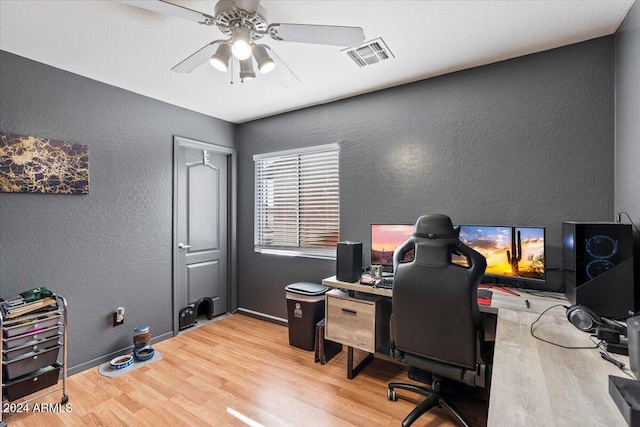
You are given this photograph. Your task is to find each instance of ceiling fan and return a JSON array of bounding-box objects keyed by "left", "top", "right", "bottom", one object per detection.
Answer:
[{"left": 122, "top": 0, "right": 366, "bottom": 85}]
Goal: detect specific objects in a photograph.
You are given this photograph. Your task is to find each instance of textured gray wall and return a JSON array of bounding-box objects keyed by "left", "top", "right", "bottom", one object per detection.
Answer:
[
  {"left": 0, "top": 29, "right": 625, "bottom": 368},
  {"left": 237, "top": 37, "right": 615, "bottom": 320},
  {"left": 615, "top": 2, "right": 640, "bottom": 228},
  {"left": 0, "top": 51, "right": 235, "bottom": 372}
]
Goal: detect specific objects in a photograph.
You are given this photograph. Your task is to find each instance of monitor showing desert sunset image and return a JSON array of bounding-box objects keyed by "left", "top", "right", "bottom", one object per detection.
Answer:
[{"left": 458, "top": 225, "right": 545, "bottom": 281}]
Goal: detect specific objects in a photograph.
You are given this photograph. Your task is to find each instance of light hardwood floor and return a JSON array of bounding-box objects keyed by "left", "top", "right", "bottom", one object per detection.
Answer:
[{"left": 3, "top": 314, "right": 488, "bottom": 427}]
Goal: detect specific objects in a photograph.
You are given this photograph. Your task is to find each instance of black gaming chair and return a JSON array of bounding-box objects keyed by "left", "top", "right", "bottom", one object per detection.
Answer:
[{"left": 387, "top": 214, "right": 490, "bottom": 427}]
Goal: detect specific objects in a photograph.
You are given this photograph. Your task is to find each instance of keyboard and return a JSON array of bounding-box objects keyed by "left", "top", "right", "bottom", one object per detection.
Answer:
[
  {"left": 373, "top": 279, "right": 493, "bottom": 305},
  {"left": 375, "top": 277, "right": 394, "bottom": 289}
]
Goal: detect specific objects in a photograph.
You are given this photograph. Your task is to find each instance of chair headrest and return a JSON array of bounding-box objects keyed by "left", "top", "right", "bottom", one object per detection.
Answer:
[{"left": 413, "top": 214, "right": 460, "bottom": 239}]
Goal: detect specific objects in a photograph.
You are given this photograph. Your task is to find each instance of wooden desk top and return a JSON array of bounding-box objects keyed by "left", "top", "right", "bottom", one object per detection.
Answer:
[
  {"left": 322, "top": 275, "right": 632, "bottom": 426},
  {"left": 321, "top": 275, "right": 560, "bottom": 314},
  {"left": 488, "top": 305, "right": 630, "bottom": 426},
  {"left": 322, "top": 276, "right": 392, "bottom": 297}
]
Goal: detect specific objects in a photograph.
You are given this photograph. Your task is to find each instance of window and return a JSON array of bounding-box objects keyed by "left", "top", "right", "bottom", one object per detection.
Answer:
[{"left": 254, "top": 143, "right": 340, "bottom": 259}]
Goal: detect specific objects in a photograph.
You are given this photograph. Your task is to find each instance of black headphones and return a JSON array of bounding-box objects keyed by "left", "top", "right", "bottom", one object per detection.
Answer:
[{"left": 566, "top": 305, "right": 627, "bottom": 336}]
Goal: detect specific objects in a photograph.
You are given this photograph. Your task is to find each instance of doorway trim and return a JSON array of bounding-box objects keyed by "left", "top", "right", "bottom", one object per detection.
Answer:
[{"left": 172, "top": 136, "right": 237, "bottom": 335}]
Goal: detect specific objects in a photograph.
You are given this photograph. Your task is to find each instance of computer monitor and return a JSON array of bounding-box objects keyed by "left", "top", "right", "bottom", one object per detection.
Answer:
[
  {"left": 370, "top": 224, "right": 414, "bottom": 270},
  {"left": 371, "top": 222, "right": 546, "bottom": 283},
  {"left": 455, "top": 225, "right": 546, "bottom": 283}
]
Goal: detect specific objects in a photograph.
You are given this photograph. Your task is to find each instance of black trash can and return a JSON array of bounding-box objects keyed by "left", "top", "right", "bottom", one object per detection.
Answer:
[{"left": 285, "top": 282, "right": 329, "bottom": 350}]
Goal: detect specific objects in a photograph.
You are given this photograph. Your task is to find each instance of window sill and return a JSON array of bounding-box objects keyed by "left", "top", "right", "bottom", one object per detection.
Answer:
[{"left": 254, "top": 247, "right": 336, "bottom": 261}]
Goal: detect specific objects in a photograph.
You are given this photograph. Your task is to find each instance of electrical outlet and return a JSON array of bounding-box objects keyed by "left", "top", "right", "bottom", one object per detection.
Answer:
[{"left": 113, "top": 307, "right": 124, "bottom": 326}]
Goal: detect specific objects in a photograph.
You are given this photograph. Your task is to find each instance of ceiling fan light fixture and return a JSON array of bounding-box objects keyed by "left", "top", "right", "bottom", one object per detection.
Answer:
[
  {"left": 126, "top": 0, "right": 366, "bottom": 86},
  {"left": 253, "top": 45, "right": 276, "bottom": 74},
  {"left": 209, "top": 43, "right": 232, "bottom": 72},
  {"left": 231, "top": 26, "right": 252, "bottom": 60},
  {"left": 239, "top": 58, "right": 256, "bottom": 81}
]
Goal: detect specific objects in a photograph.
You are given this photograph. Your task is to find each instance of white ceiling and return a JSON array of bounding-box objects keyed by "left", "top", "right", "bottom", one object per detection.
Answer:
[{"left": 0, "top": 0, "right": 634, "bottom": 124}]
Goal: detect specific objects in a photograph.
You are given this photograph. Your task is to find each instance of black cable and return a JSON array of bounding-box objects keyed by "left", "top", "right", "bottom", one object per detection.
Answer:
[
  {"left": 599, "top": 342, "right": 637, "bottom": 380},
  {"left": 530, "top": 305, "right": 637, "bottom": 379},
  {"left": 588, "top": 335, "right": 607, "bottom": 349},
  {"left": 530, "top": 304, "right": 601, "bottom": 349},
  {"left": 616, "top": 365, "right": 635, "bottom": 380},
  {"left": 613, "top": 310, "right": 639, "bottom": 321},
  {"left": 510, "top": 284, "right": 567, "bottom": 300},
  {"left": 617, "top": 211, "right": 640, "bottom": 234}
]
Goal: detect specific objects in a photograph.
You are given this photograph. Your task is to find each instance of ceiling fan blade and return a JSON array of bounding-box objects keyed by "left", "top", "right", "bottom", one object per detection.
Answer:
[
  {"left": 234, "top": 0, "right": 261, "bottom": 14},
  {"left": 263, "top": 46, "right": 301, "bottom": 89},
  {"left": 121, "top": 0, "right": 215, "bottom": 26},
  {"left": 172, "top": 41, "right": 224, "bottom": 73},
  {"left": 267, "top": 24, "right": 365, "bottom": 48}
]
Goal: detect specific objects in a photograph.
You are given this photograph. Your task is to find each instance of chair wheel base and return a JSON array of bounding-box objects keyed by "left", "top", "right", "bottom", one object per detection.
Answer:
[{"left": 387, "top": 381, "right": 473, "bottom": 427}]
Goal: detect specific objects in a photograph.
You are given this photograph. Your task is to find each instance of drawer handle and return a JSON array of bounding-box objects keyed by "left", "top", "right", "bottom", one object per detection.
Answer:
[
  {"left": 33, "top": 377, "right": 39, "bottom": 382},
  {"left": 33, "top": 355, "right": 38, "bottom": 360},
  {"left": 341, "top": 308, "right": 357, "bottom": 315}
]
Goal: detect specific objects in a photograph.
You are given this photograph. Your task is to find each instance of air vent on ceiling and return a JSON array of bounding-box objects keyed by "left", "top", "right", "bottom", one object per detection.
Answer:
[{"left": 343, "top": 37, "right": 395, "bottom": 67}]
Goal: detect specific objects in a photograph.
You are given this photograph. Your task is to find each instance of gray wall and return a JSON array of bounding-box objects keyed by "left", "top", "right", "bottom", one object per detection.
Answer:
[
  {"left": 615, "top": 2, "right": 640, "bottom": 228},
  {"left": 237, "top": 37, "right": 615, "bottom": 320},
  {"left": 1, "top": 24, "right": 630, "bottom": 368},
  {"left": 0, "top": 51, "right": 235, "bottom": 372}
]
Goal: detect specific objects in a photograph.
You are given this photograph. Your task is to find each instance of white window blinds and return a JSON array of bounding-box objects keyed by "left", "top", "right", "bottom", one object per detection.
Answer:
[{"left": 254, "top": 144, "right": 340, "bottom": 259}]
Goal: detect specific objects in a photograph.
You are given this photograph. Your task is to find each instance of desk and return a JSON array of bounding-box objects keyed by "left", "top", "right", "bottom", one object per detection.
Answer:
[{"left": 322, "top": 275, "right": 631, "bottom": 427}]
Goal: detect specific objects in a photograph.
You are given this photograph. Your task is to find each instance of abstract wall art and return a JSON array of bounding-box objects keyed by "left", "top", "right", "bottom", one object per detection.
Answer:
[{"left": 0, "top": 133, "right": 89, "bottom": 194}]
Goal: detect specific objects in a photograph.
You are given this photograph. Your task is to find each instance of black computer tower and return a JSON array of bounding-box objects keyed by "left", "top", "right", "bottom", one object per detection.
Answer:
[{"left": 563, "top": 222, "right": 637, "bottom": 318}]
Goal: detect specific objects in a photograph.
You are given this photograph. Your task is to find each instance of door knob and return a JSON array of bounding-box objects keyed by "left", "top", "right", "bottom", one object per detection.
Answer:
[{"left": 178, "top": 243, "right": 192, "bottom": 251}]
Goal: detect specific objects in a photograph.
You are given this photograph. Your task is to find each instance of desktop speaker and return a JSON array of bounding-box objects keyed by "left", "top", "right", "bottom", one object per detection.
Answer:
[
  {"left": 336, "top": 241, "right": 362, "bottom": 283},
  {"left": 627, "top": 315, "right": 640, "bottom": 379},
  {"left": 563, "top": 222, "right": 637, "bottom": 318}
]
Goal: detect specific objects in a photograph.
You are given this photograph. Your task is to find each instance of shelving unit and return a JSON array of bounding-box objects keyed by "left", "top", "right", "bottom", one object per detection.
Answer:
[{"left": 1, "top": 295, "right": 68, "bottom": 426}]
